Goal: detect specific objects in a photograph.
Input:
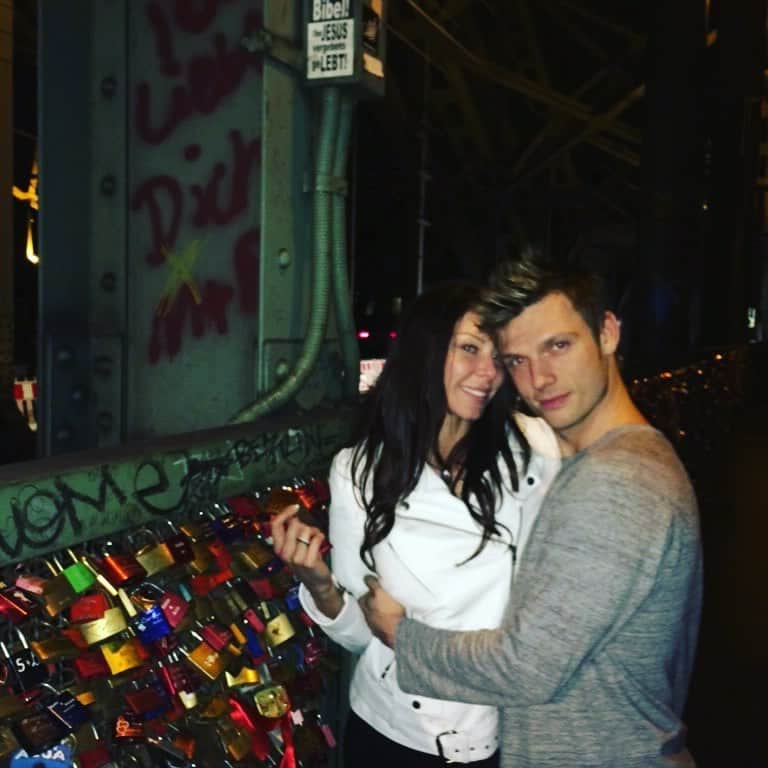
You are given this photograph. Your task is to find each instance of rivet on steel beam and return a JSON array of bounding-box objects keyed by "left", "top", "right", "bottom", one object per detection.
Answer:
[
  {"left": 93, "top": 355, "right": 113, "bottom": 378},
  {"left": 56, "top": 347, "right": 74, "bottom": 365},
  {"left": 55, "top": 426, "right": 72, "bottom": 442},
  {"left": 99, "top": 175, "right": 116, "bottom": 197},
  {"left": 278, "top": 248, "right": 291, "bottom": 268},
  {"left": 100, "top": 76, "right": 117, "bottom": 99},
  {"left": 275, "top": 360, "right": 290, "bottom": 379},
  {"left": 97, "top": 412, "right": 113, "bottom": 433},
  {"left": 100, "top": 272, "right": 116, "bottom": 292},
  {"left": 71, "top": 388, "right": 85, "bottom": 403}
]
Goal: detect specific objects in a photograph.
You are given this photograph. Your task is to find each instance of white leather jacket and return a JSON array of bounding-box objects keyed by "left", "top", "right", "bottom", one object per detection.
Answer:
[{"left": 300, "top": 415, "right": 560, "bottom": 762}]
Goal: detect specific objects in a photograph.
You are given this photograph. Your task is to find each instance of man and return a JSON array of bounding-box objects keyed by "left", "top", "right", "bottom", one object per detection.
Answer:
[{"left": 361, "top": 255, "right": 702, "bottom": 767}]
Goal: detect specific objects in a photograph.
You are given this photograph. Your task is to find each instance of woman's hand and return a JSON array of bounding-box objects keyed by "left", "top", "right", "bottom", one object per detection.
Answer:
[{"left": 271, "top": 504, "right": 343, "bottom": 619}]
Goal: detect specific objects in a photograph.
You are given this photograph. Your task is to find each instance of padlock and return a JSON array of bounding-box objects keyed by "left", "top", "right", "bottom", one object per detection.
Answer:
[
  {"left": 224, "top": 663, "right": 261, "bottom": 688},
  {"left": 156, "top": 521, "right": 195, "bottom": 565},
  {"left": 113, "top": 712, "right": 144, "bottom": 741},
  {"left": 303, "top": 636, "right": 325, "bottom": 669},
  {"left": 76, "top": 593, "right": 128, "bottom": 646},
  {"left": 14, "top": 570, "right": 48, "bottom": 596},
  {"left": 99, "top": 637, "right": 145, "bottom": 676},
  {"left": 243, "top": 625, "right": 268, "bottom": 665},
  {"left": 263, "top": 486, "right": 301, "bottom": 517},
  {"left": 198, "top": 694, "right": 229, "bottom": 719},
  {"left": 284, "top": 583, "right": 301, "bottom": 612},
  {"left": 226, "top": 493, "right": 264, "bottom": 521},
  {"left": 179, "top": 631, "right": 229, "bottom": 680},
  {"left": 253, "top": 683, "right": 291, "bottom": 718},
  {"left": 0, "top": 725, "right": 19, "bottom": 760},
  {"left": 29, "top": 623, "right": 82, "bottom": 662},
  {"left": 216, "top": 719, "right": 252, "bottom": 762},
  {"left": 72, "top": 649, "right": 112, "bottom": 680},
  {"left": 69, "top": 590, "right": 111, "bottom": 623},
  {"left": 266, "top": 644, "right": 300, "bottom": 684},
  {"left": 232, "top": 538, "right": 276, "bottom": 575},
  {"left": 189, "top": 566, "right": 234, "bottom": 597},
  {"left": 248, "top": 576, "right": 278, "bottom": 600},
  {"left": 181, "top": 534, "right": 215, "bottom": 576},
  {"left": 127, "top": 529, "right": 175, "bottom": 576},
  {"left": 124, "top": 678, "right": 170, "bottom": 718},
  {"left": 73, "top": 723, "right": 115, "bottom": 768},
  {"left": 43, "top": 686, "right": 92, "bottom": 733},
  {"left": 156, "top": 655, "right": 200, "bottom": 710},
  {"left": 117, "top": 587, "right": 173, "bottom": 644},
  {"left": 1, "top": 627, "right": 50, "bottom": 691},
  {"left": 264, "top": 611, "right": 296, "bottom": 647},
  {"left": 145, "top": 733, "right": 189, "bottom": 764},
  {"left": 244, "top": 608, "right": 266, "bottom": 633},
  {"left": 98, "top": 545, "right": 146, "bottom": 587},
  {"left": 206, "top": 502, "right": 245, "bottom": 544},
  {"left": 0, "top": 688, "right": 26, "bottom": 718},
  {"left": 78, "top": 555, "right": 120, "bottom": 596},
  {"left": 40, "top": 560, "right": 77, "bottom": 617},
  {"left": 56, "top": 550, "right": 96, "bottom": 594},
  {"left": 197, "top": 619, "right": 236, "bottom": 654},
  {"left": 11, "top": 710, "right": 67, "bottom": 755},
  {"left": 132, "top": 581, "right": 189, "bottom": 632},
  {"left": 0, "top": 585, "right": 41, "bottom": 624},
  {"left": 159, "top": 587, "right": 190, "bottom": 630}
]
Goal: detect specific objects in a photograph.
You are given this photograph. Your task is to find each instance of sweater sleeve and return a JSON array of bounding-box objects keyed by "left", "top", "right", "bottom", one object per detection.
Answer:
[
  {"left": 395, "top": 456, "right": 679, "bottom": 706},
  {"left": 299, "top": 451, "right": 376, "bottom": 654}
]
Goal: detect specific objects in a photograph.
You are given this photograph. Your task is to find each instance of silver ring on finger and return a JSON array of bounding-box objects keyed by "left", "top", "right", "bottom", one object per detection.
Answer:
[{"left": 296, "top": 536, "right": 311, "bottom": 546}]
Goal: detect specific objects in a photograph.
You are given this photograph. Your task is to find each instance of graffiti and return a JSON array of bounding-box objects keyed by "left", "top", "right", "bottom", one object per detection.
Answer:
[
  {"left": 0, "top": 419, "right": 349, "bottom": 564},
  {"left": 132, "top": 2, "right": 263, "bottom": 363},
  {"left": 137, "top": 4, "right": 261, "bottom": 145},
  {"left": 132, "top": 131, "right": 261, "bottom": 267}
]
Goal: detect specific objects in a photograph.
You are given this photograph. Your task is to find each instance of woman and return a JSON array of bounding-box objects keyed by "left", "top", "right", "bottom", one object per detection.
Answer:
[{"left": 272, "top": 281, "right": 559, "bottom": 767}]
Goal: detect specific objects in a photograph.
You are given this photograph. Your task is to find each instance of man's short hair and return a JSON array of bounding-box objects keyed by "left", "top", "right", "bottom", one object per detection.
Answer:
[{"left": 480, "top": 247, "right": 610, "bottom": 341}]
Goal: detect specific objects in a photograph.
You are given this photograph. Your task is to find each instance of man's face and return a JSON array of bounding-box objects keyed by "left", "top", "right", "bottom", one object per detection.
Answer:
[{"left": 499, "top": 292, "right": 618, "bottom": 445}]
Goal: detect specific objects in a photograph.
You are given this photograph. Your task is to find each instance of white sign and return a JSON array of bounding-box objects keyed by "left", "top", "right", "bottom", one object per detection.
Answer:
[{"left": 307, "top": 0, "right": 354, "bottom": 80}]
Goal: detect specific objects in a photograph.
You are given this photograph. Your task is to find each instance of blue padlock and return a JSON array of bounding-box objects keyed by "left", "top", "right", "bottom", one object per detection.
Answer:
[
  {"left": 10, "top": 738, "right": 75, "bottom": 768},
  {"left": 284, "top": 584, "right": 301, "bottom": 612},
  {"left": 132, "top": 604, "right": 173, "bottom": 644},
  {"left": 244, "top": 625, "right": 267, "bottom": 664}
]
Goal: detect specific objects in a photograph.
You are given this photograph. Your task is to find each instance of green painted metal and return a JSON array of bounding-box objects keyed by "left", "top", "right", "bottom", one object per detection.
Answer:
[{"left": 0, "top": 406, "right": 354, "bottom": 567}]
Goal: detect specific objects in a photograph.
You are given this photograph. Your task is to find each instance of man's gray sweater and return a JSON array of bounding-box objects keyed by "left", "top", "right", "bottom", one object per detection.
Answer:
[{"left": 395, "top": 426, "right": 702, "bottom": 767}]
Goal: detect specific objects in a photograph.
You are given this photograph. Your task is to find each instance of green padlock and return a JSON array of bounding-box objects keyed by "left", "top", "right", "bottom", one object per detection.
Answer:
[{"left": 55, "top": 550, "right": 96, "bottom": 594}]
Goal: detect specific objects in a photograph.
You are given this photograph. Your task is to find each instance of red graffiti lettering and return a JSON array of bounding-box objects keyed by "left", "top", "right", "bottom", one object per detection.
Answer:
[
  {"left": 190, "top": 130, "right": 261, "bottom": 228},
  {"left": 135, "top": 3, "right": 263, "bottom": 363},
  {"left": 135, "top": 9, "right": 262, "bottom": 144},
  {"left": 131, "top": 175, "right": 183, "bottom": 265},
  {"left": 146, "top": 2, "right": 180, "bottom": 76},
  {"left": 149, "top": 280, "right": 235, "bottom": 363},
  {"left": 233, "top": 228, "right": 259, "bottom": 314}
]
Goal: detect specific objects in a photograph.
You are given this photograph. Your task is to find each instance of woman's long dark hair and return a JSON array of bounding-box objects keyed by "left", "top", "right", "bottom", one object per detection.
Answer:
[{"left": 350, "top": 280, "right": 530, "bottom": 569}]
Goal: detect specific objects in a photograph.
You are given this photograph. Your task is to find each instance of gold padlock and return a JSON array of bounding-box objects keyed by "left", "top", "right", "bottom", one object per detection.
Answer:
[
  {"left": 78, "top": 602, "right": 128, "bottom": 646},
  {"left": 180, "top": 632, "right": 229, "bottom": 681},
  {"left": 264, "top": 613, "right": 296, "bottom": 647},
  {"left": 253, "top": 683, "right": 291, "bottom": 718},
  {"left": 29, "top": 627, "right": 81, "bottom": 662},
  {"left": 225, "top": 664, "right": 261, "bottom": 688},
  {"left": 217, "top": 720, "right": 252, "bottom": 762},
  {"left": 0, "top": 690, "right": 26, "bottom": 718},
  {"left": 0, "top": 725, "right": 20, "bottom": 759},
  {"left": 100, "top": 637, "right": 144, "bottom": 675},
  {"left": 129, "top": 528, "right": 175, "bottom": 576},
  {"left": 40, "top": 559, "right": 77, "bottom": 616}
]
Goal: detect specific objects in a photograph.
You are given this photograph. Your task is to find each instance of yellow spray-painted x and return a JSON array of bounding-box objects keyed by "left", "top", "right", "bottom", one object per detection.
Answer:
[{"left": 156, "top": 240, "right": 203, "bottom": 317}]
